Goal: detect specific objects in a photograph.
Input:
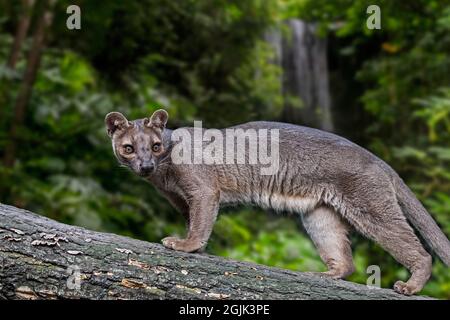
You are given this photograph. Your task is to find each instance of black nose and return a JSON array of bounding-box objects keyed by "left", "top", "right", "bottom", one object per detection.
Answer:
[
  {"left": 139, "top": 164, "right": 154, "bottom": 175},
  {"left": 141, "top": 165, "right": 153, "bottom": 171}
]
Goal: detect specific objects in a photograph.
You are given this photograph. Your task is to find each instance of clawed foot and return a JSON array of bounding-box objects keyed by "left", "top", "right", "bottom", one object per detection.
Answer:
[
  {"left": 393, "top": 280, "right": 419, "bottom": 296},
  {"left": 161, "top": 236, "right": 204, "bottom": 253}
]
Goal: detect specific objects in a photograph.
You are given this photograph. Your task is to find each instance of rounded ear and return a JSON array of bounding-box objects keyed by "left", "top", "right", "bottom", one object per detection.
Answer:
[
  {"left": 105, "top": 112, "right": 130, "bottom": 137},
  {"left": 147, "top": 109, "right": 169, "bottom": 130}
]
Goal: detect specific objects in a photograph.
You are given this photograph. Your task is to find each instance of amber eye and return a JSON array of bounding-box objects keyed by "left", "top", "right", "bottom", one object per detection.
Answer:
[
  {"left": 152, "top": 143, "right": 161, "bottom": 152},
  {"left": 123, "top": 145, "right": 134, "bottom": 154}
]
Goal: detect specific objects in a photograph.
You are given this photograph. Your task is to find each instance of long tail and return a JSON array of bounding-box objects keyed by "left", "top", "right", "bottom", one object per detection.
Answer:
[{"left": 394, "top": 175, "right": 450, "bottom": 266}]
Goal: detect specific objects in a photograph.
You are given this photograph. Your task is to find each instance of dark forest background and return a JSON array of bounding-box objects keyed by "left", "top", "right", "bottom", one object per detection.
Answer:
[{"left": 0, "top": 0, "right": 449, "bottom": 298}]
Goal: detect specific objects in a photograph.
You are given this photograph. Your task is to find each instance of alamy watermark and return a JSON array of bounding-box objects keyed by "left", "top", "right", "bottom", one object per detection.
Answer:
[
  {"left": 366, "top": 265, "right": 381, "bottom": 289},
  {"left": 170, "top": 121, "right": 280, "bottom": 175},
  {"left": 66, "top": 265, "right": 81, "bottom": 290},
  {"left": 66, "top": 5, "right": 81, "bottom": 30},
  {"left": 367, "top": 5, "right": 381, "bottom": 30},
  {"left": 65, "top": 4, "right": 382, "bottom": 32}
]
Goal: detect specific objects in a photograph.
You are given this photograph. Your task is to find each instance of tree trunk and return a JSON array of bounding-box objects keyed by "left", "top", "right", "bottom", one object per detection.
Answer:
[
  {"left": 7, "top": 0, "right": 36, "bottom": 69},
  {"left": 0, "top": 0, "right": 35, "bottom": 127},
  {"left": 3, "top": 0, "right": 55, "bottom": 168},
  {"left": 0, "top": 203, "right": 432, "bottom": 300}
]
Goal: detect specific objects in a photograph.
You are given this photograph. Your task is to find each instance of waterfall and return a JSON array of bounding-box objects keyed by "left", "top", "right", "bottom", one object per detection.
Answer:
[{"left": 266, "top": 19, "right": 333, "bottom": 131}]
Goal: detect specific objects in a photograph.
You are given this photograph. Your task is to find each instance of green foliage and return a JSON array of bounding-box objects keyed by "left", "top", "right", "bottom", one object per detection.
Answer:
[
  {"left": 209, "top": 210, "right": 326, "bottom": 272},
  {"left": 294, "top": 0, "right": 450, "bottom": 298},
  {"left": 0, "top": 0, "right": 449, "bottom": 299}
]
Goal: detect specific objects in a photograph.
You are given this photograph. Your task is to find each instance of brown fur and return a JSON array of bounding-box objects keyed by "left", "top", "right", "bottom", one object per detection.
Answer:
[{"left": 105, "top": 109, "right": 450, "bottom": 295}]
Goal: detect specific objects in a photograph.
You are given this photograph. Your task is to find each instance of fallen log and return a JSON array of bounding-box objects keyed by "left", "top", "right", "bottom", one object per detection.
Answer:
[{"left": 0, "top": 203, "right": 431, "bottom": 300}]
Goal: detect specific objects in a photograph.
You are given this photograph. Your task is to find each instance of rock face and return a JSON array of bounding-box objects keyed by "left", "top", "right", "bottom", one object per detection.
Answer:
[{"left": 0, "top": 203, "right": 431, "bottom": 300}]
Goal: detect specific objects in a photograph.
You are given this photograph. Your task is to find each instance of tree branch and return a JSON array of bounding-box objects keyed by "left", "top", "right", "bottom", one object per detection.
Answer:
[
  {"left": 7, "top": 0, "right": 36, "bottom": 69},
  {"left": 3, "top": 0, "right": 55, "bottom": 167},
  {"left": 0, "top": 203, "right": 432, "bottom": 300}
]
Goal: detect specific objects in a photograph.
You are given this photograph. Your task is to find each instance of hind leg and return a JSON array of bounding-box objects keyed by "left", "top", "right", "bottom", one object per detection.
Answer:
[
  {"left": 345, "top": 205, "right": 432, "bottom": 295},
  {"left": 302, "top": 206, "right": 355, "bottom": 279}
]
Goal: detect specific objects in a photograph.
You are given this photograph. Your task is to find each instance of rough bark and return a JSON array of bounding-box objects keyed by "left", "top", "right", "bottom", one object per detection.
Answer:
[{"left": 0, "top": 203, "right": 432, "bottom": 300}]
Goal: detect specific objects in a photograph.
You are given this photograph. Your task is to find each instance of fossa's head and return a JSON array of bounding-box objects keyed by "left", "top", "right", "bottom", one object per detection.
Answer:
[{"left": 105, "top": 109, "right": 169, "bottom": 177}]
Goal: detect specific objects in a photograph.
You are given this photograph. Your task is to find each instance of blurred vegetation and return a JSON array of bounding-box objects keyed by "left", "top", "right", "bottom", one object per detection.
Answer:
[{"left": 0, "top": 0, "right": 449, "bottom": 298}]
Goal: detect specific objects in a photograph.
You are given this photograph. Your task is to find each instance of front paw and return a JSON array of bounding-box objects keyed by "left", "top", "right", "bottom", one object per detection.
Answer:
[
  {"left": 393, "top": 280, "right": 418, "bottom": 296},
  {"left": 161, "top": 236, "right": 203, "bottom": 253}
]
